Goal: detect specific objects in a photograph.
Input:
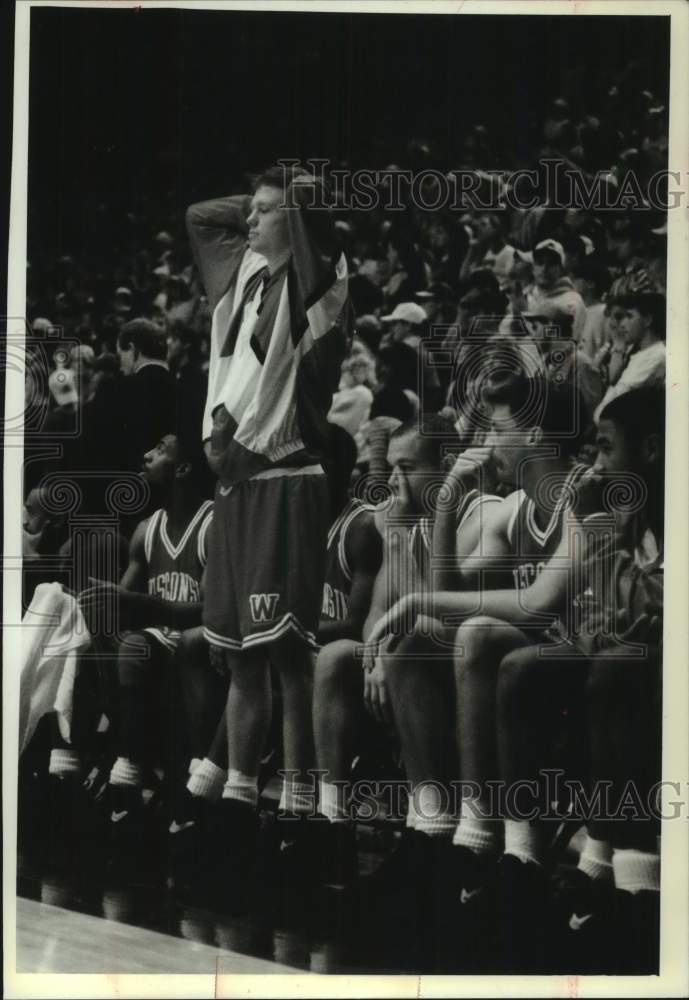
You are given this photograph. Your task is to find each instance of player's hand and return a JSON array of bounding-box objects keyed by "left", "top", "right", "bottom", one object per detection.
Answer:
[
  {"left": 77, "top": 578, "right": 125, "bottom": 608},
  {"left": 363, "top": 655, "right": 392, "bottom": 725},
  {"left": 447, "top": 446, "right": 496, "bottom": 493},
  {"left": 569, "top": 467, "right": 601, "bottom": 519},
  {"left": 78, "top": 578, "right": 129, "bottom": 631},
  {"left": 386, "top": 468, "right": 415, "bottom": 521},
  {"left": 361, "top": 641, "right": 378, "bottom": 673},
  {"left": 367, "top": 594, "right": 417, "bottom": 647},
  {"left": 616, "top": 609, "right": 662, "bottom": 646}
]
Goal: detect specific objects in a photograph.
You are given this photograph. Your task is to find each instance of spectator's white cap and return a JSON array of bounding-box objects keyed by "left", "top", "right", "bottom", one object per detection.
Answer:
[
  {"left": 380, "top": 302, "right": 427, "bottom": 325},
  {"left": 533, "top": 239, "right": 565, "bottom": 266}
]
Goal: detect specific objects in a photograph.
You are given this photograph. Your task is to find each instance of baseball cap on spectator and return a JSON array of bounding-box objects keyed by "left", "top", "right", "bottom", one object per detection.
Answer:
[
  {"left": 381, "top": 302, "right": 427, "bottom": 325},
  {"left": 155, "top": 231, "right": 174, "bottom": 247},
  {"left": 32, "top": 317, "right": 53, "bottom": 333},
  {"left": 533, "top": 239, "right": 566, "bottom": 267}
]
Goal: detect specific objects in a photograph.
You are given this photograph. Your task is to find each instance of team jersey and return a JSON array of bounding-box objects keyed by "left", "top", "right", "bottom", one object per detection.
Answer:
[
  {"left": 321, "top": 499, "right": 375, "bottom": 623},
  {"left": 143, "top": 500, "right": 213, "bottom": 651},
  {"left": 506, "top": 464, "right": 588, "bottom": 591},
  {"left": 571, "top": 521, "right": 663, "bottom": 655},
  {"left": 410, "top": 488, "right": 502, "bottom": 585}
]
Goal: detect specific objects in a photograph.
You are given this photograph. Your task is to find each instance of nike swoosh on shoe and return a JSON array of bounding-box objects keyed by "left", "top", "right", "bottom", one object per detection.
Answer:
[
  {"left": 460, "top": 886, "right": 483, "bottom": 905},
  {"left": 569, "top": 911, "right": 594, "bottom": 931},
  {"left": 169, "top": 820, "right": 196, "bottom": 835},
  {"left": 110, "top": 810, "right": 129, "bottom": 824}
]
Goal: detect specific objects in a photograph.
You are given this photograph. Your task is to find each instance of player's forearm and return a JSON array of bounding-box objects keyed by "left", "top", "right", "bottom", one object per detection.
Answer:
[
  {"left": 186, "top": 195, "right": 250, "bottom": 238},
  {"left": 185, "top": 195, "right": 251, "bottom": 310},
  {"left": 432, "top": 484, "right": 464, "bottom": 589},
  {"left": 424, "top": 583, "right": 560, "bottom": 628}
]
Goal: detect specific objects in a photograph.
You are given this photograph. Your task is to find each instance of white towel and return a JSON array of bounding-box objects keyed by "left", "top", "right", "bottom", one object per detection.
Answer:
[{"left": 19, "top": 582, "right": 91, "bottom": 754}]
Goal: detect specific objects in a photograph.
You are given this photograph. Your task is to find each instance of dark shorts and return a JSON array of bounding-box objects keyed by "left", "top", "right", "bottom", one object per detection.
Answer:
[{"left": 203, "top": 467, "right": 329, "bottom": 653}]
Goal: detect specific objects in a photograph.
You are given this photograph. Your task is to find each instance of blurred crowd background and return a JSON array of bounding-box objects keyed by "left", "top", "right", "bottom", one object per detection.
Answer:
[{"left": 22, "top": 7, "right": 669, "bottom": 571}]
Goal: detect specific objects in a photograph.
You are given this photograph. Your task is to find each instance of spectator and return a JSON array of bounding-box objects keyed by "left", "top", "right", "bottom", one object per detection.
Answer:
[
  {"left": 379, "top": 302, "right": 428, "bottom": 351},
  {"left": 116, "top": 317, "right": 177, "bottom": 474},
  {"left": 527, "top": 239, "right": 587, "bottom": 342},
  {"left": 460, "top": 212, "right": 515, "bottom": 291},
  {"left": 572, "top": 258, "right": 609, "bottom": 361},
  {"left": 594, "top": 292, "right": 666, "bottom": 421}
]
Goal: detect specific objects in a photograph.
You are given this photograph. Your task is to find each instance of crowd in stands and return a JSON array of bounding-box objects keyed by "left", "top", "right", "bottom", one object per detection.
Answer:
[{"left": 19, "top": 80, "right": 667, "bottom": 975}]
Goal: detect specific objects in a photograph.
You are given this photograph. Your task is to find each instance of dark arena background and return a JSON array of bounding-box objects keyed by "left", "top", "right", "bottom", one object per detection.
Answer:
[{"left": 14, "top": 2, "right": 674, "bottom": 985}]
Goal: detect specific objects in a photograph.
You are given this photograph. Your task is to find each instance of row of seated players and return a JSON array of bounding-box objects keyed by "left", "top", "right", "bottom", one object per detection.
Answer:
[{"left": 23, "top": 374, "right": 663, "bottom": 974}]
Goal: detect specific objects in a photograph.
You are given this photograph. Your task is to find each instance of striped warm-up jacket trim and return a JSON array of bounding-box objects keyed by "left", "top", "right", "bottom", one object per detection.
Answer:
[{"left": 186, "top": 180, "right": 350, "bottom": 487}]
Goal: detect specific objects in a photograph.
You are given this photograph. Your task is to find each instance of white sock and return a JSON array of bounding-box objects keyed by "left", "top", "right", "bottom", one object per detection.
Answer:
[
  {"left": 109, "top": 756, "right": 144, "bottom": 789},
  {"left": 319, "top": 780, "right": 348, "bottom": 823},
  {"left": 279, "top": 780, "right": 315, "bottom": 816},
  {"left": 578, "top": 834, "right": 614, "bottom": 882},
  {"left": 186, "top": 758, "right": 227, "bottom": 802},
  {"left": 504, "top": 819, "right": 541, "bottom": 866},
  {"left": 49, "top": 749, "right": 81, "bottom": 777},
  {"left": 222, "top": 769, "right": 258, "bottom": 808},
  {"left": 413, "top": 783, "right": 455, "bottom": 838},
  {"left": 452, "top": 799, "right": 500, "bottom": 855},
  {"left": 613, "top": 848, "right": 660, "bottom": 894}
]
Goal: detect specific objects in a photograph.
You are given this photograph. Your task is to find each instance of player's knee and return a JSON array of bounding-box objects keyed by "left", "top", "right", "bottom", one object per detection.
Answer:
[
  {"left": 384, "top": 635, "right": 422, "bottom": 691},
  {"left": 315, "top": 640, "right": 358, "bottom": 696},
  {"left": 454, "top": 616, "right": 502, "bottom": 676},
  {"left": 497, "top": 648, "right": 540, "bottom": 708}
]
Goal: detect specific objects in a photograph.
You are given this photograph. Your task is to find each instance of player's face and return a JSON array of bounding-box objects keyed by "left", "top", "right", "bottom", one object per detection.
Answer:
[
  {"left": 141, "top": 435, "right": 180, "bottom": 487},
  {"left": 484, "top": 403, "right": 530, "bottom": 488},
  {"left": 593, "top": 419, "right": 635, "bottom": 476},
  {"left": 387, "top": 432, "right": 437, "bottom": 514},
  {"left": 247, "top": 185, "right": 291, "bottom": 260}
]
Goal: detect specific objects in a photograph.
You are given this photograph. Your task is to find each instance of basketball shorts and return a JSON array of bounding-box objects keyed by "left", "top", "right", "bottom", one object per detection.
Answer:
[{"left": 203, "top": 466, "right": 329, "bottom": 653}]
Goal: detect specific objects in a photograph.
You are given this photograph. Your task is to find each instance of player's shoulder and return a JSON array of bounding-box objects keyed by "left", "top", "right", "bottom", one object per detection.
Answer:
[{"left": 129, "top": 514, "right": 155, "bottom": 553}]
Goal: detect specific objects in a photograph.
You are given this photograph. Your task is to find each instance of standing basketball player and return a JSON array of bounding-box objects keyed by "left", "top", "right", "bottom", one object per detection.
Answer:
[{"left": 186, "top": 165, "right": 348, "bottom": 876}]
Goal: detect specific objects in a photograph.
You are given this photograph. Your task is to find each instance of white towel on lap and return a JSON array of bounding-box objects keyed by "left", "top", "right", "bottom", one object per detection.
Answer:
[{"left": 19, "top": 582, "right": 91, "bottom": 754}]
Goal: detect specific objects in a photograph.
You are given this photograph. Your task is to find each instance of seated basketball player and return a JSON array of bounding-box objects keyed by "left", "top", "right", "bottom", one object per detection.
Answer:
[
  {"left": 366, "top": 374, "right": 592, "bottom": 958},
  {"left": 312, "top": 414, "right": 500, "bottom": 885},
  {"left": 76, "top": 430, "right": 216, "bottom": 863},
  {"left": 538, "top": 387, "right": 663, "bottom": 974}
]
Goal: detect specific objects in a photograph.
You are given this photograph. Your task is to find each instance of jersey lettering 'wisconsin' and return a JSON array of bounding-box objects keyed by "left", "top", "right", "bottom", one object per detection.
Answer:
[
  {"left": 148, "top": 571, "right": 201, "bottom": 603},
  {"left": 512, "top": 561, "right": 548, "bottom": 590},
  {"left": 321, "top": 582, "right": 349, "bottom": 622},
  {"left": 249, "top": 593, "right": 280, "bottom": 623}
]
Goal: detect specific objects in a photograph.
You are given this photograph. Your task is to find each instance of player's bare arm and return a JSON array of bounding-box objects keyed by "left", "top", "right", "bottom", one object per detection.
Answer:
[
  {"left": 317, "top": 510, "right": 382, "bottom": 645},
  {"left": 78, "top": 518, "right": 203, "bottom": 631}
]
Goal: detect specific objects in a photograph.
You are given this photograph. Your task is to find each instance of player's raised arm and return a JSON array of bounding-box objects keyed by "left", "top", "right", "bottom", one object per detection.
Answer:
[{"left": 185, "top": 193, "right": 252, "bottom": 312}]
